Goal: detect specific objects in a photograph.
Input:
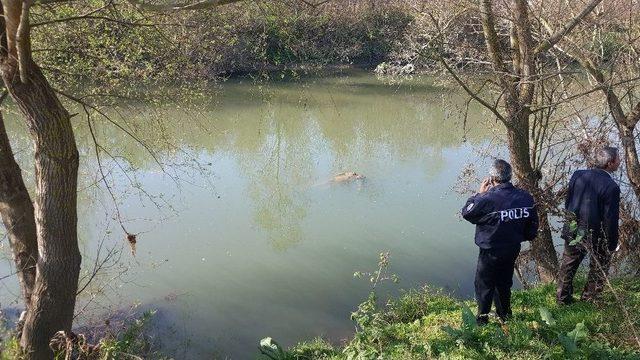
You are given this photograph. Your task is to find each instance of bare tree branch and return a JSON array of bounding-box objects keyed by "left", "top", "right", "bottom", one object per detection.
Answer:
[
  {"left": 125, "top": 0, "right": 242, "bottom": 12},
  {"left": 435, "top": 52, "right": 508, "bottom": 126},
  {"left": 31, "top": 1, "right": 150, "bottom": 27},
  {"left": 33, "top": 14, "right": 161, "bottom": 27},
  {"left": 299, "top": 0, "right": 331, "bottom": 7},
  {"left": 534, "top": 0, "right": 603, "bottom": 55},
  {"left": 17, "top": 0, "right": 33, "bottom": 83},
  {"left": 54, "top": 88, "right": 166, "bottom": 171},
  {"left": 478, "top": 0, "right": 518, "bottom": 102},
  {"left": 34, "top": 0, "right": 76, "bottom": 5}
]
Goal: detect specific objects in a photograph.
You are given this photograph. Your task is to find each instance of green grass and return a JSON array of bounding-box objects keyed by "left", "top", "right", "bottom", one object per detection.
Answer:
[
  {"left": 4, "top": 279, "right": 640, "bottom": 359},
  {"left": 262, "top": 278, "right": 640, "bottom": 360},
  {"left": 0, "top": 337, "right": 21, "bottom": 360}
]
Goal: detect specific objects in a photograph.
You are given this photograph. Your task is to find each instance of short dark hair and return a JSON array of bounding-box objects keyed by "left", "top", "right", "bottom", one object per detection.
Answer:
[
  {"left": 594, "top": 146, "right": 619, "bottom": 169},
  {"left": 489, "top": 159, "right": 512, "bottom": 183}
]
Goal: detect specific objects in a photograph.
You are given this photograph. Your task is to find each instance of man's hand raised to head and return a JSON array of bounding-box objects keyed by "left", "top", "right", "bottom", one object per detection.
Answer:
[{"left": 479, "top": 178, "right": 493, "bottom": 194}]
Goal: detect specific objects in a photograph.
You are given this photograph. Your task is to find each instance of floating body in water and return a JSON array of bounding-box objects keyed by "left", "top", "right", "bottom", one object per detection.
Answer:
[
  {"left": 330, "top": 172, "right": 365, "bottom": 183},
  {"left": 310, "top": 172, "right": 366, "bottom": 189},
  {"left": 309, "top": 172, "right": 366, "bottom": 189}
]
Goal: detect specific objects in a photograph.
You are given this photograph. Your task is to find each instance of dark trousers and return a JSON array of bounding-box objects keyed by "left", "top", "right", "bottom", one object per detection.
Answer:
[
  {"left": 475, "top": 245, "right": 521, "bottom": 320},
  {"left": 557, "top": 237, "right": 611, "bottom": 303}
]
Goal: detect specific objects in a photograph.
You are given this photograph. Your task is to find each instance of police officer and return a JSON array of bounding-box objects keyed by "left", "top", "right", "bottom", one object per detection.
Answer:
[
  {"left": 557, "top": 146, "right": 621, "bottom": 305},
  {"left": 462, "top": 159, "right": 538, "bottom": 325}
]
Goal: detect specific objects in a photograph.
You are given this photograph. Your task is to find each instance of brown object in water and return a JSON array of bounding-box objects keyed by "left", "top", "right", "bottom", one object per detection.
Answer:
[
  {"left": 127, "top": 233, "right": 137, "bottom": 256},
  {"left": 331, "top": 172, "right": 365, "bottom": 183}
]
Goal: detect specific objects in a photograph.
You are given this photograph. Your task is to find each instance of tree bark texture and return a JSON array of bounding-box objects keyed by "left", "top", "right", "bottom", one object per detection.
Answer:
[
  {"left": 506, "top": 110, "right": 559, "bottom": 282},
  {"left": 619, "top": 124, "right": 640, "bottom": 201},
  {"left": 0, "top": 111, "right": 37, "bottom": 306},
  {"left": 0, "top": 1, "right": 81, "bottom": 358},
  {"left": 1, "top": 59, "right": 81, "bottom": 360},
  {"left": 479, "top": 0, "right": 560, "bottom": 282},
  {"left": 604, "top": 89, "right": 640, "bottom": 202}
]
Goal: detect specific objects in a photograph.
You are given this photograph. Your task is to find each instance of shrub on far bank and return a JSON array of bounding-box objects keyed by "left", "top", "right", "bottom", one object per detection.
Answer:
[{"left": 32, "top": 0, "right": 414, "bottom": 87}]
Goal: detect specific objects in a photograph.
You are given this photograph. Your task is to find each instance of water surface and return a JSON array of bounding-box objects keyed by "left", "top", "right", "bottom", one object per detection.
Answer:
[{"left": 1, "top": 70, "right": 507, "bottom": 358}]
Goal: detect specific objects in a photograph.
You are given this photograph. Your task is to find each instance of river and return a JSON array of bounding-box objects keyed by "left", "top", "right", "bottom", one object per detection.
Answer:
[{"left": 1, "top": 70, "right": 511, "bottom": 358}]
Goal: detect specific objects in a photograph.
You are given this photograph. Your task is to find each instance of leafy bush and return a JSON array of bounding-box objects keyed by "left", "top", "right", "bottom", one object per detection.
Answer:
[
  {"left": 31, "top": 0, "right": 415, "bottom": 87},
  {"left": 98, "top": 310, "right": 160, "bottom": 359},
  {"left": 261, "top": 278, "right": 640, "bottom": 359}
]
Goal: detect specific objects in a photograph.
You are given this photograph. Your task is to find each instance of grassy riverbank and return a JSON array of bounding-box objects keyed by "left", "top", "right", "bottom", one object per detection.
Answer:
[
  {"left": 1, "top": 278, "right": 639, "bottom": 358},
  {"left": 262, "top": 278, "right": 640, "bottom": 360}
]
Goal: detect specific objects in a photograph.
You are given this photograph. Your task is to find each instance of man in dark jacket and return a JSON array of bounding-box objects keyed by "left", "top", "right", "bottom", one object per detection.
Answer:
[
  {"left": 557, "top": 146, "right": 621, "bottom": 305},
  {"left": 462, "top": 159, "right": 539, "bottom": 325}
]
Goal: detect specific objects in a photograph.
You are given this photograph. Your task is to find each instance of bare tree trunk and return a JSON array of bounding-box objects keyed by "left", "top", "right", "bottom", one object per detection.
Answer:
[
  {"left": 619, "top": 124, "right": 640, "bottom": 201},
  {"left": 599, "top": 79, "right": 640, "bottom": 202},
  {"left": 507, "top": 111, "right": 559, "bottom": 282},
  {"left": 0, "top": 1, "right": 81, "bottom": 357},
  {"left": 0, "top": 111, "right": 37, "bottom": 306},
  {"left": 480, "top": 0, "right": 558, "bottom": 282},
  {"left": 1, "top": 58, "right": 81, "bottom": 360},
  {"left": 532, "top": 210, "right": 558, "bottom": 282},
  {"left": 454, "top": 0, "right": 603, "bottom": 284}
]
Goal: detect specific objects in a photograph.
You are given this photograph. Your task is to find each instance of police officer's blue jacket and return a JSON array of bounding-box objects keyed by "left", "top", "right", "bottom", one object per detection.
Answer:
[
  {"left": 563, "top": 169, "right": 620, "bottom": 250},
  {"left": 461, "top": 182, "right": 539, "bottom": 249}
]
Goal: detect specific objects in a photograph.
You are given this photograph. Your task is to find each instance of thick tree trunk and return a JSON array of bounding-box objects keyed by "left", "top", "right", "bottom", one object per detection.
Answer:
[
  {"left": 1, "top": 59, "right": 81, "bottom": 360},
  {"left": 619, "top": 124, "right": 640, "bottom": 201},
  {"left": 0, "top": 112, "right": 37, "bottom": 306},
  {"left": 507, "top": 111, "right": 559, "bottom": 282},
  {"left": 0, "top": 2, "right": 81, "bottom": 357},
  {"left": 532, "top": 211, "right": 558, "bottom": 282}
]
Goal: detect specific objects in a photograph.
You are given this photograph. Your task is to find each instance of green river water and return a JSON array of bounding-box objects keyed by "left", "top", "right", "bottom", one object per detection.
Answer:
[{"left": 1, "top": 70, "right": 512, "bottom": 358}]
